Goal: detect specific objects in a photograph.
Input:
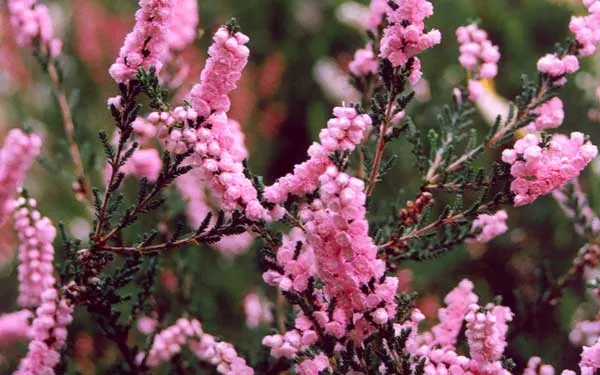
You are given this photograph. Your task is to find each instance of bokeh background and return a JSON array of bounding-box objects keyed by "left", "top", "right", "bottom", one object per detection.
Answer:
[{"left": 1, "top": 0, "right": 600, "bottom": 373}]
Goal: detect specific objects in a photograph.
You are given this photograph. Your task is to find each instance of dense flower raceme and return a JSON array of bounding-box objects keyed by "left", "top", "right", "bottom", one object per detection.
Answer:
[
  {"left": 0, "top": 310, "right": 31, "bottom": 346},
  {"left": 429, "top": 279, "right": 479, "bottom": 348},
  {"left": 349, "top": 44, "right": 379, "bottom": 77},
  {"left": 456, "top": 24, "right": 501, "bottom": 100},
  {"left": 14, "top": 197, "right": 57, "bottom": 308},
  {"left": 176, "top": 169, "right": 254, "bottom": 256},
  {"left": 15, "top": 287, "right": 73, "bottom": 375},
  {"left": 464, "top": 303, "right": 513, "bottom": 374},
  {"left": 7, "top": 0, "right": 62, "bottom": 57},
  {"left": 380, "top": 0, "right": 441, "bottom": 83},
  {"left": 0, "top": 129, "right": 42, "bottom": 226},
  {"left": 164, "top": 0, "right": 198, "bottom": 52},
  {"left": 569, "top": 0, "right": 600, "bottom": 56},
  {"left": 140, "top": 318, "right": 254, "bottom": 374},
  {"left": 502, "top": 132, "right": 598, "bottom": 207},
  {"left": 471, "top": 210, "right": 509, "bottom": 243},
  {"left": 109, "top": 0, "right": 173, "bottom": 83},
  {"left": 580, "top": 338, "right": 600, "bottom": 375},
  {"left": 189, "top": 26, "right": 250, "bottom": 116},
  {"left": 149, "top": 27, "right": 280, "bottom": 221},
  {"left": 525, "top": 97, "right": 565, "bottom": 133},
  {"left": 264, "top": 106, "right": 371, "bottom": 204}
]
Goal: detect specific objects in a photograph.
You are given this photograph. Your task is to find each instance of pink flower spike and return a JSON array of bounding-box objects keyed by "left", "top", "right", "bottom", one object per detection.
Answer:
[
  {"left": 8, "top": 0, "right": 62, "bottom": 57},
  {"left": 0, "top": 129, "right": 42, "bottom": 226},
  {"left": 109, "top": 0, "right": 174, "bottom": 83},
  {"left": 471, "top": 210, "right": 509, "bottom": 243}
]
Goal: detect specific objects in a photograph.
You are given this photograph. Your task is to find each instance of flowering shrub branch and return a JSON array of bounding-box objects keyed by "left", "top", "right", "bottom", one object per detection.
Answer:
[{"left": 1, "top": 0, "right": 600, "bottom": 374}]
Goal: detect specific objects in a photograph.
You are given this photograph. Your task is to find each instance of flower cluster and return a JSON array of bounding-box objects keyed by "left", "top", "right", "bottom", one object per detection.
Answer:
[
  {"left": 264, "top": 107, "right": 371, "bottom": 204},
  {"left": 109, "top": 0, "right": 173, "bottom": 83},
  {"left": 15, "top": 288, "right": 73, "bottom": 375},
  {"left": 525, "top": 97, "right": 564, "bottom": 133},
  {"left": 243, "top": 292, "right": 273, "bottom": 328},
  {"left": 0, "top": 310, "right": 31, "bottom": 346},
  {"left": 570, "top": 320, "right": 600, "bottom": 347},
  {"left": 380, "top": 0, "right": 441, "bottom": 82},
  {"left": 471, "top": 210, "right": 509, "bottom": 243},
  {"left": 149, "top": 26, "right": 280, "bottom": 221},
  {"left": 502, "top": 133, "right": 598, "bottom": 206},
  {"left": 189, "top": 26, "right": 250, "bottom": 116},
  {"left": 262, "top": 227, "right": 315, "bottom": 292},
  {"left": 164, "top": 0, "right": 198, "bottom": 53},
  {"left": 7, "top": 0, "right": 62, "bottom": 57},
  {"left": 580, "top": 338, "right": 600, "bottom": 375},
  {"left": 0, "top": 129, "right": 42, "bottom": 226},
  {"left": 430, "top": 279, "right": 479, "bottom": 347},
  {"left": 349, "top": 44, "right": 378, "bottom": 77},
  {"left": 142, "top": 317, "right": 254, "bottom": 374},
  {"left": 456, "top": 24, "right": 501, "bottom": 100},
  {"left": 142, "top": 318, "right": 204, "bottom": 367},
  {"left": 302, "top": 166, "right": 398, "bottom": 335},
  {"left": 465, "top": 303, "right": 513, "bottom": 374},
  {"left": 537, "top": 54, "right": 579, "bottom": 84},
  {"left": 188, "top": 331, "right": 254, "bottom": 375},
  {"left": 569, "top": 0, "right": 600, "bottom": 56},
  {"left": 14, "top": 196, "right": 57, "bottom": 308}
]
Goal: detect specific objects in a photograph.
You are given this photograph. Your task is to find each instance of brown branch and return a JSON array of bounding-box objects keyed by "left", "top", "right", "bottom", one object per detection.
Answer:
[{"left": 47, "top": 61, "right": 92, "bottom": 202}]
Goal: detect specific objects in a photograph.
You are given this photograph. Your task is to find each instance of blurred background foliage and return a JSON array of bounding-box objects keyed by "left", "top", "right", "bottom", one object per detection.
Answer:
[{"left": 1, "top": 0, "right": 600, "bottom": 373}]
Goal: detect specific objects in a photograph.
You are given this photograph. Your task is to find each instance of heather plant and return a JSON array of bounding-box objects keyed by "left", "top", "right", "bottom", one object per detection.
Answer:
[{"left": 1, "top": 0, "right": 600, "bottom": 374}]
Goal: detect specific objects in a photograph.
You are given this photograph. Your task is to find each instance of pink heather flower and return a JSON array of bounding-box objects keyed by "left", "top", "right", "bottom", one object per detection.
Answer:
[
  {"left": 367, "top": 0, "right": 389, "bottom": 30},
  {"left": 164, "top": 0, "right": 198, "bottom": 52},
  {"left": 141, "top": 317, "right": 254, "bottom": 374},
  {"left": 430, "top": 279, "right": 479, "bottom": 348},
  {"left": 143, "top": 318, "right": 203, "bottom": 367},
  {"left": 150, "top": 26, "right": 277, "bottom": 221},
  {"left": 137, "top": 316, "right": 158, "bottom": 335},
  {"left": 580, "top": 338, "right": 600, "bottom": 375},
  {"left": 8, "top": 0, "right": 62, "bottom": 57},
  {"left": 243, "top": 293, "right": 273, "bottom": 329},
  {"left": 300, "top": 166, "right": 398, "bottom": 338},
  {"left": 121, "top": 148, "right": 162, "bottom": 182},
  {"left": 0, "top": 310, "right": 31, "bottom": 346},
  {"left": 176, "top": 170, "right": 255, "bottom": 257},
  {"left": 569, "top": 1, "right": 600, "bottom": 56},
  {"left": 502, "top": 133, "right": 598, "bottom": 207},
  {"left": 262, "top": 313, "right": 320, "bottom": 359},
  {"left": 537, "top": 54, "right": 580, "bottom": 81},
  {"left": 570, "top": 320, "right": 600, "bottom": 347},
  {"left": 349, "top": 44, "right": 378, "bottom": 77},
  {"left": 0, "top": 129, "right": 42, "bottom": 226},
  {"left": 262, "top": 227, "right": 315, "bottom": 293},
  {"left": 465, "top": 303, "right": 513, "bottom": 374},
  {"left": 471, "top": 210, "right": 508, "bottom": 243},
  {"left": 264, "top": 106, "right": 371, "bottom": 204},
  {"left": 189, "top": 26, "right": 250, "bottom": 116},
  {"left": 468, "top": 79, "right": 484, "bottom": 101},
  {"left": 189, "top": 332, "right": 254, "bottom": 375},
  {"left": 15, "top": 287, "right": 73, "bottom": 375},
  {"left": 525, "top": 97, "right": 564, "bottom": 133},
  {"left": 297, "top": 354, "right": 331, "bottom": 375},
  {"left": 109, "top": 0, "right": 173, "bottom": 83},
  {"left": 456, "top": 24, "right": 501, "bottom": 80},
  {"left": 14, "top": 197, "right": 57, "bottom": 308},
  {"left": 380, "top": 0, "right": 441, "bottom": 71}
]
